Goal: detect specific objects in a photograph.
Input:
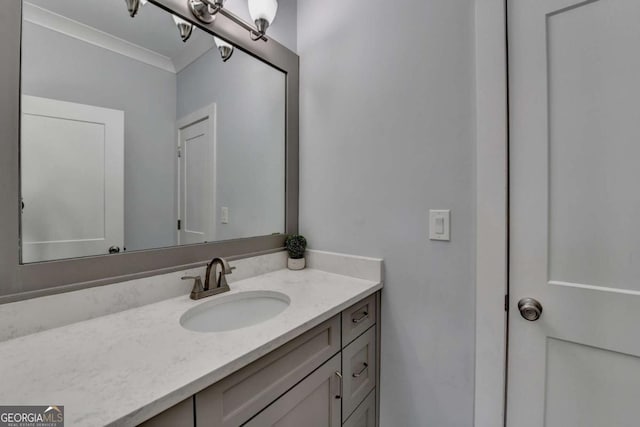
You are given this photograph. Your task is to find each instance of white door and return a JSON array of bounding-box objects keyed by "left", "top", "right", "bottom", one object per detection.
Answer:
[
  {"left": 21, "top": 96, "right": 124, "bottom": 263},
  {"left": 177, "top": 105, "right": 216, "bottom": 245},
  {"left": 508, "top": 0, "right": 640, "bottom": 426}
]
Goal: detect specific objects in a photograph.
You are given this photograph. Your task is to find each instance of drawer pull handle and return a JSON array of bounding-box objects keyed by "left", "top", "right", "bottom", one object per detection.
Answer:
[
  {"left": 352, "top": 363, "right": 369, "bottom": 378},
  {"left": 334, "top": 371, "right": 343, "bottom": 399},
  {"left": 352, "top": 311, "right": 369, "bottom": 324}
]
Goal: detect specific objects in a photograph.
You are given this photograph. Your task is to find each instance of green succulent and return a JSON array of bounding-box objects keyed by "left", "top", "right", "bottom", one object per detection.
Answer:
[{"left": 285, "top": 234, "right": 307, "bottom": 259}]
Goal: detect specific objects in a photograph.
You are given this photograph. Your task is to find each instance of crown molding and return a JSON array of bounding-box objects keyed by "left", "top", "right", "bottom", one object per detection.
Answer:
[
  {"left": 23, "top": 2, "right": 176, "bottom": 74},
  {"left": 173, "top": 32, "right": 215, "bottom": 73}
]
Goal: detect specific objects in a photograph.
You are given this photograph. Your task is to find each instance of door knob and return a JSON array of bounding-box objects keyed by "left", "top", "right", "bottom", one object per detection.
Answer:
[
  {"left": 518, "top": 297, "right": 543, "bottom": 321},
  {"left": 108, "top": 246, "right": 121, "bottom": 254}
]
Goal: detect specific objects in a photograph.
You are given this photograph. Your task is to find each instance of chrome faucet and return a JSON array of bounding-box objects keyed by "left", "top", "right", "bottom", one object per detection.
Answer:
[{"left": 182, "top": 257, "right": 235, "bottom": 300}]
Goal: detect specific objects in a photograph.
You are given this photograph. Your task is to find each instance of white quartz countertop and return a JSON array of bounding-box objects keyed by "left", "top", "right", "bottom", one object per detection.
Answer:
[{"left": 0, "top": 268, "right": 382, "bottom": 426}]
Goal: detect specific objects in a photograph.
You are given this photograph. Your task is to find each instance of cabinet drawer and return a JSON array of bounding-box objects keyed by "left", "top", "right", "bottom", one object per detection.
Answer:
[
  {"left": 341, "top": 294, "right": 376, "bottom": 347},
  {"left": 343, "top": 389, "right": 376, "bottom": 427},
  {"left": 244, "top": 354, "right": 342, "bottom": 427},
  {"left": 138, "top": 398, "right": 194, "bottom": 427},
  {"left": 196, "top": 315, "right": 341, "bottom": 427},
  {"left": 342, "top": 326, "right": 376, "bottom": 421}
]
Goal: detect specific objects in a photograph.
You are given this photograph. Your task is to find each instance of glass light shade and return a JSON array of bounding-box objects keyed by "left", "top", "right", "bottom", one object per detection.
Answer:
[
  {"left": 140, "top": 0, "right": 147, "bottom": 5},
  {"left": 214, "top": 36, "right": 232, "bottom": 49},
  {"left": 248, "top": 0, "right": 278, "bottom": 25}
]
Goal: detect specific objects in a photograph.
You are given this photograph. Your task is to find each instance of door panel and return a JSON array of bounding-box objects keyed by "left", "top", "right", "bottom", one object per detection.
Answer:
[
  {"left": 508, "top": 0, "right": 640, "bottom": 425},
  {"left": 21, "top": 96, "right": 124, "bottom": 262},
  {"left": 545, "top": 338, "right": 640, "bottom": 427},
  {"left": 184, "top": 122, "right": 208, "bottom": 241},
  {"left": 547, "top": 0, "right": 640, "bottom": 291},
  {"left": 178, "top": 107, "right": 216, "bottom": 245}
]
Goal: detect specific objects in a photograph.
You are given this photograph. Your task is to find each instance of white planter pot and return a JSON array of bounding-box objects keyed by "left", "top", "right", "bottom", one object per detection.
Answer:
[{"left": 288, "top": 257, "right": 306, "bottom": 270}]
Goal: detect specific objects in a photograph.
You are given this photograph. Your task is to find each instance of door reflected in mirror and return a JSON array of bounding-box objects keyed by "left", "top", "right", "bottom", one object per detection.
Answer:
[{"left": 20, "top": 0, "right": 286, "bottom": 263}]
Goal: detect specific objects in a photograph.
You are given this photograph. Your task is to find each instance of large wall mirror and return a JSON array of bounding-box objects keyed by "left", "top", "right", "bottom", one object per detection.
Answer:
[
  {"left": 0, "top": 0, "right": 298, "bottom": 300},
  {"left": 21, "top": 0, "right": 285, "bottom": 263}
]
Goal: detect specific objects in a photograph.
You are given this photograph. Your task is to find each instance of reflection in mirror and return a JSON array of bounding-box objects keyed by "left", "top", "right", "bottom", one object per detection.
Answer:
[{"left": 20, "top": 0, "right": 286, "bottom": 263}]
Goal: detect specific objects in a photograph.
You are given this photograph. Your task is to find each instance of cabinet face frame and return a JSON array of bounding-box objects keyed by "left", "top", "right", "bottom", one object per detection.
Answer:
[{"left": 0, "top": 0, "right": 299, "bottom": 303}]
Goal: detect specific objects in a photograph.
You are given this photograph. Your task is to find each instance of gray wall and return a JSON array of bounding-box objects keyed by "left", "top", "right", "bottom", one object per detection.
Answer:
[
  {"left": 21, "top": 22, "right": 177, "bottom": 252},
  {"left": 297, "top": 0, "right": 477, "bottom": 426},
  {"left": 176, "top": 49, "right": 285, "bottom": 241}
]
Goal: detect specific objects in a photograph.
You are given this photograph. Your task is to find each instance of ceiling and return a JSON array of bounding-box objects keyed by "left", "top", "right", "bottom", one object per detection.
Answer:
[{"left": 26, "top": 0, "right": 214, "bottom": 69}]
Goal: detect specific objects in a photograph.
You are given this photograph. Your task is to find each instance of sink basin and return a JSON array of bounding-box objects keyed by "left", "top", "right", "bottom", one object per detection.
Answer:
[{"left": 180, "top": 291, "right": 290, "bottom": 333}]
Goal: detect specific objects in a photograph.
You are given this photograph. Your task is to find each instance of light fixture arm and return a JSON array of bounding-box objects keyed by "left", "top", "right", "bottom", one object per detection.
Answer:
[
  {"left": 249, "top": 18, "right": 269, "bottom": 41},
  {"left": 219, "top": 8, "right": 268, "bottom": 42},
  {"left": 201, "top": 0, "right": 225, "bottom": 11},
  {"left": 188, "top": 1, "right": 268, "bottom": 42},
  {"left": 188, "top": 0, "right": 224, "bottom": 24}
]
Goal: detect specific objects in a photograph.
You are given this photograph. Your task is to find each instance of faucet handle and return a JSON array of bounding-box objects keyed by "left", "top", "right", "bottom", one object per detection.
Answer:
[{"left": 181, "top": 276, "right": 204, "bottom": 296}]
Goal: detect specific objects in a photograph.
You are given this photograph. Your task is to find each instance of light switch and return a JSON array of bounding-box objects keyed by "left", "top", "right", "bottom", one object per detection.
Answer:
[
  {"left": 221, "top": 207, "right": 229, "bottom": 224},
  {"left": 429, "top": 210, "right": 450, "bottom": 241}
]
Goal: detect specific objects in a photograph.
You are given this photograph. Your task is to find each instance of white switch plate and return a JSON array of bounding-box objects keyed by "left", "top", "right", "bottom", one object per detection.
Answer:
[
  {"left": 429, "top": 210, "right": 450, "bottom": 241},
  {"left": 221, "top": 207, "right": 229, "bottom": 224}
]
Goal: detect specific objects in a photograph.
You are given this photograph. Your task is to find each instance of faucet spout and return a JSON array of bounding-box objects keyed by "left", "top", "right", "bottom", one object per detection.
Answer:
[
  {"left": 204, "top": 257, "right": 234, "bottom": 291},
  {"left": 186, "top": 257, "right": 234, "bottom": 300}
]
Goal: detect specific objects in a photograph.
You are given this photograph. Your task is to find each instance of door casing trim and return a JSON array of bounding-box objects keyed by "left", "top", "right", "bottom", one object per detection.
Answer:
[{"left": 474, "top": 0, "right": 509, "bottom": 426}]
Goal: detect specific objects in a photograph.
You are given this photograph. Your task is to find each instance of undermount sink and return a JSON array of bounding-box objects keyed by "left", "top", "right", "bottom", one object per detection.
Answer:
[{"left": 180, "top": 291, "right": 290, "bottom": 333}]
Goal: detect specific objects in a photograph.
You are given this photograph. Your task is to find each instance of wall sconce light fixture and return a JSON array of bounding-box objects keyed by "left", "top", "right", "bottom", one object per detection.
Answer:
[
  {"left": 214, "top": 37, "right": 234, "bottom": 62},
  {"left": 248, "top": 0, "right": 278, "bottom": 40},
  {"left": 173, "top": 15, "right": 194, "bottom": 42},
  {"left": 188, "top": 0, "right": 278, "bottom": 42},
  {"left": 124, "top": 0, "right": 273, "bottom": 54}
]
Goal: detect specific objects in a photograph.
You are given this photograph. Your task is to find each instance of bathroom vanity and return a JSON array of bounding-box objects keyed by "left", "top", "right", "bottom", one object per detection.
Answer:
[
  {"left": 0, "top": 250, "right": 383, "bottom": 426},
  {"left": 143, "top": 292, "right": 379, "bottom": 427}
]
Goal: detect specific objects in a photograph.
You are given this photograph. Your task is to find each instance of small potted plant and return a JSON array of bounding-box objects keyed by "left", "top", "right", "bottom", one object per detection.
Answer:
[{"left": 285, "top": 234, "right": 307, "bottom": 270}]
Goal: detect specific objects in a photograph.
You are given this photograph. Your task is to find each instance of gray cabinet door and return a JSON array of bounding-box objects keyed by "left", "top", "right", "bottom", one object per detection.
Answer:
[
  {"left": 244, "top": 354, "right": 342, "bottom": 427},
  {"left": 342, "top": 326, "right": 376, "bottom": 421},
  {"left": 343, "top": 390, "right": 376, "bottom": 427},
  {"left": 196, "top": 316, "right": 341, "bottom": 426},
  {"left": 138, "top": 398, "right": 194, "bottom": 427}
]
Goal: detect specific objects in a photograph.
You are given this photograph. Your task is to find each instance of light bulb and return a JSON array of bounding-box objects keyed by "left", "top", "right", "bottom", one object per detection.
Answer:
[
  {"left": 248, "top": 0, "right": 278, "bottom": 25},
  {"left": 140, "top": 0, "right": 147, "bottom": 5}
]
